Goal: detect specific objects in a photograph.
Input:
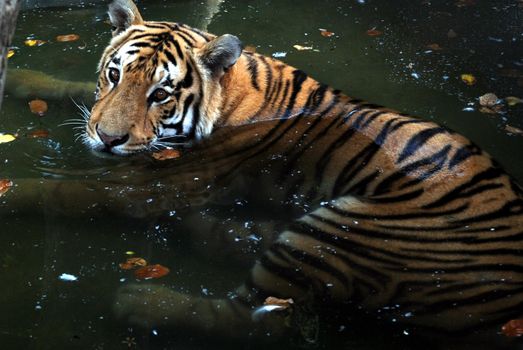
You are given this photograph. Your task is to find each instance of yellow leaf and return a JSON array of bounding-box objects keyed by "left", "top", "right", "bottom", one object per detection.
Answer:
[
  {"left": 125, "top": 251, "right": 135, "bottom": 255},
  {"left": 0, "top": 134, "right": 16, "bottom": 144},
  {"left": 461, "top": 74, "right": 477, "bottom": 86},
  {"left": 293, "top": 44, "right": 314, "bottom": 51},
  {"left": 24, "top": 39, "right": 46, "bottom": 47},
  {"left": 505, "top": 96, "right": 523, "bottom": 106},
  {"left": 7, "top": 49, "right": 15, "bottom": 58}
]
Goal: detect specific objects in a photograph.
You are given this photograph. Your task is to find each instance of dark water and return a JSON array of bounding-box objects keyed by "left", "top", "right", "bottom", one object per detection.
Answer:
[{"left": 0, "top": 0, "right": 522, "bottom": 349}]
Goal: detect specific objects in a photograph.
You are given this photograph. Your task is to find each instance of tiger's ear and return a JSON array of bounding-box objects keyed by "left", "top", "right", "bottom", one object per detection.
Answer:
[
  {"left": 198, "top": 34, "right": 243, "bottom": 77},
  {"left": 108, "top": 0, "right": 144, "bottom": 37}
]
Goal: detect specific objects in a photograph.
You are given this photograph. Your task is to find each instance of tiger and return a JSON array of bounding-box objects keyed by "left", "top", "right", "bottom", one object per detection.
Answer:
[{"left": 76, "top": 0, "right": 523, "bottom": 346}]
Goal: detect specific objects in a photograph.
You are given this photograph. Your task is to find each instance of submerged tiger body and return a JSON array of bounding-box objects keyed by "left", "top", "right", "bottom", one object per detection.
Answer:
[{"left": 73, "top": 0, "right": 523, "bottom": 344}]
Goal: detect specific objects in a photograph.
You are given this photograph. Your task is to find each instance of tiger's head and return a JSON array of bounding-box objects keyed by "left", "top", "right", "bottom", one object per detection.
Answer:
[{"left": 85, "top": 0, "right": 242, "bottom": 155}]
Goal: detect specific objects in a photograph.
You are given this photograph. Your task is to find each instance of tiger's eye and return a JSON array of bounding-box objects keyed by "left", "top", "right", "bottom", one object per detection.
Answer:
[
  {"left": 152, "top": 88, "right": 168, "bottom": 102},
  {"left": 108, "top": 68, "right": 120, "bottom": 84}
]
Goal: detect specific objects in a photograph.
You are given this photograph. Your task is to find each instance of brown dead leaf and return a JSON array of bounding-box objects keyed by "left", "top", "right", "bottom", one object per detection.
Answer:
[
  {"left": 134, "top": 264, "right": 170, "bottom": 279},
  {"left": 244, "top": 45, "right": 257, "bottom": 53},
  {"left": 366, "top": 28, "right": 383, "bottom": 37},
  {"left": 502, "top": 319, "right": 523, "bottom": 337},
  {"left": 504, "top": 125, "right": 523, "bottom": 135},
  {"left": 119, "top": 257, "right": 148, "bottom": 270},
  {"left": 151, "top": 149, "right": 181, "bottom": 160},
  {"left": 0, "top": 179, "right": 13, "bottom": 197},
  {"left": 56, "top": 34, "right": 80, "bottom": 42},
  {"left": 264, "top": 296, "right": 294, "bottom": 309},
  {"left": 29, "top": 99, "right": 48, "bottom": 117},
  {"left": 478, "top": 93, "right": 498, "bottom": 107},
  {"left": 319, "top": 29, "right": 335, "bottom": 37},
  {"left": 27, "top": 129, "right": 50, "bottom": 138}
]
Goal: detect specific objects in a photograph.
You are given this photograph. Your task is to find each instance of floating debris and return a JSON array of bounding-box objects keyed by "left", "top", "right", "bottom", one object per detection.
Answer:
[
  {"left": 0, "top": 179, "right": 13, "bottom": 197},
  {"left": 319, "top": 28, "right": 335, "bottom": 37},
  {"left": 460, "top": 74, "right": 477, "bottom": 86},
  {"left": 119, "top": 257, "right": 147, "bottom": 270},
  {"left": 56, "top": 34, "right": 80, "bottom": 42},
  {"left": 24, "top": 39, "right": 46, "bottom": 47},
  {"left": 151, "top": 149, "right": 181, "bottom": 160},
  {"left": 502, "top": 319, "right": 523, "bottom": 337},
  {"left": 272, "top": 51, "right": 287, "bottom": 58},
  {"left": 59, "top": 273, "right": 78, "bottom": 282},
  {"left": 479, "top": 93, "right": 499, "bottom": 107},
  {"left": 134, "top": 264, "right": 170, "bottom": 279},
  {"left": 0, "top": 133, "right": 16, "bottom": 144},
  {"left": 27, "top": 129, "right": 50, "bottom": 138},
  {"left": 366, "top": 28, "right": 383, "bottom": 37},
  {"left": 29, "top": 99, "right": 48, "bottom": 117}
]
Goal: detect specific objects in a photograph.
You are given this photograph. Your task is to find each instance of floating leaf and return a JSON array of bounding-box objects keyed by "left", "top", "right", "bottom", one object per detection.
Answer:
[
  {"left": 27, "top": 129, "right": 49, "bottom": 138},
  {"left": 119, "top": 257, "right": 147, "bottom": 270},
  {"left": 7, "top": 49, "right": 15, "bottom": 58},
  {"left": 460, "top": 74, "right": 477, "bottom": 86},
  {"left": 478, "top": 93, "right": 498, "bottom": 107},
  {"left": 244, "top": 45, "right": 257, "bottom": 53},
  {"left": 293, "top": 44, "right": 314, "bottom": 51},
  {"left": 502, "top": 319, "right": 523, "bottom": 337},
  {"left": 125, "top": 251, "right": 135, "bottom": 256},
  {"left": 479, "top": 106, "right": 503, "bottom": 115},
  {"left": 56, "top": 34, "right": 80, "bottom": 42},
  {"left": 505, "top": 96, "right": 523, "bottom": 106},
  {"left": 29, "top": 99, "right": 48, "bottom": 116},
  {"left": 264, "top": 296, "right": 294, "bottom": 309},
  {"left": 134, "top": 264, "right": 170, "bottom": 279},
  {"left": 366, "top": 28, "right": 383, "bottom": 37},
  {"left": 0, "top": 179, "right": 13, "bottom": 197},
  {"left": 0, "top": 133, "right": 16, "bottom": 144},
  {"left": 24, "top": 39, "right": 46, "bottom": 47},
  {"left": 319, "top": 29, "right": 335, "bottom": 37},
  {"left": 151, "top": 149, "right": 181, "bottom": 161},
  {"left": 426, "top": 43, "right": 443, "bottom": 51},
  {"left": 504, "top": 125, "right": 523, "bottom": 135}
]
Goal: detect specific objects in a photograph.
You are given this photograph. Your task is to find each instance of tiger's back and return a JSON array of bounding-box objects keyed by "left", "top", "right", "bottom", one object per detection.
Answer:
[{"left": 76, "top": 0, "right": 523, "bottom": 344}]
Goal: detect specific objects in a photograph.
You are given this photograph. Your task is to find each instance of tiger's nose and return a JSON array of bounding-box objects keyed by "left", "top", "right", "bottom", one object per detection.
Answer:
[{"left": 96, "top": 126, "right": 129, "bottom": 148}]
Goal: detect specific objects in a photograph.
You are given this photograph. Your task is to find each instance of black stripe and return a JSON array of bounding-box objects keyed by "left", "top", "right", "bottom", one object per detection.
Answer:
[
  {"left": 422, "top": 167, "right": 504, "bottom": 209},
  {"left": 178, "top": 63, "right": 193, "bottom": 89},
  {"left": 449, "top": 144, "right": 482, "bottom": 169},
  {"left": 374, "top": 145, "right": 452, "bottom": 195},
  {"left": 397, "top": 127, "right": 447, "bottom": 163},
  {"left": 163, "top": 48, "right": 177, "bottom": 66},
  {"left": 282, "top": 70, "right": 308, "bottom": 118},
  {"left": 171, "top": 39, "right": 184, "bottom": 59},
  {"left": 181, "top": 93, "right": 195, "bottom": 122},
  {"left": 245, "top": 54, "right": 260, "bottom": 90}
]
